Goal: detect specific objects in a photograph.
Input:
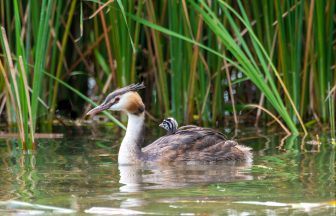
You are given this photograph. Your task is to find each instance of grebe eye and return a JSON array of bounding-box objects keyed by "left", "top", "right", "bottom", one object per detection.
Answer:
[{"left": 110, "top": 97, "right": 120, "bottom": 105}]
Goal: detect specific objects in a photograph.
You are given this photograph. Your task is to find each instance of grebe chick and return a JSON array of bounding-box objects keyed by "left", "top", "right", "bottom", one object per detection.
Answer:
[
  {"left": 87, "top": 83, "right": 252, "bottom": 164},
  {"left": 159, "top": 117, "right": 178, "bottom": 134}
]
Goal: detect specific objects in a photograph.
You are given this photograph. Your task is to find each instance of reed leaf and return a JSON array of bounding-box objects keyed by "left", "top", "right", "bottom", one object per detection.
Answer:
[{"left": 31, "top": 0, "right": 53, "bottom": 129}]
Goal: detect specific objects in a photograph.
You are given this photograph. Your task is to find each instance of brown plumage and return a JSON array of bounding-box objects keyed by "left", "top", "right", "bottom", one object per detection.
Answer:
[
  {"left": 87, "top": 83, "right": 252, "bottom": 164},
  {"left": 143, "top": 125, "right": 251, "bottom": 163}
]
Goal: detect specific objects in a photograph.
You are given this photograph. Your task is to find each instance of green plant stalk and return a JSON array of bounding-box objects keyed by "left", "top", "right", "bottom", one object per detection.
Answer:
[
  {"left": 108, "top": 0, "right": 131, "bottom": 86},
  {"left": 0, "top": 27, "right": 26, "bottom": 148},
  {"left": 234, "top": 1, "right": 287, "bottom": 109},
  {"left": 1, "top": 51, "right": 127, "bottom": 130},
  {"left": 1, "top": 0, "right": 333, "bottom": 132},
  {"left": 94, "top": 49, "right": 110, "bottom": 76},
  {"left": 4, "top": 0, "right": 12, "bottom": 47},
  {"left": 127, "top": 13, "right": 243, "bottom": 76},
  {"left": 207, "top": 0, "right": 298, "bottom": 132},
  {"left": 212, "top": 63, "right": 222, "bottom": 123},
  {"left": 181, "top": 0, "right": 195, "bottom": 122},
  {"left": 48, "top": 1, "right": 63, "bottom": 107},
  {"left": 325, "top": 0, "right": 335, "bottom": 126},
  {"left": 220, "top": 5, "right": 260, "bottom": 75},
  {"left": 31, "top": 0, "right": 53, "bottom": 129},
  {"left": 325, "top": 0, "right": 335, "bottom": 87},
  {"left": 293, "top": 2, "right": 303, "bottom": 118},
  {"left": 43, "top": 70, "right": 126, "bottom": 130},
  {"left": 315, "top": 0, "right": 326, "bottom": 122},
  {"left": 217, "top": 0, "right": 305, "bottom": 133},
  {"left": 111, "top": 5, "right": 123, "bottom": 84},
  {"left": 100, "top": 10, "right": 117, "bottom": 90},
  {"left": 0, "top": 61, "right": 14, "bottom": 123},
  {"left": 49, "top": 0, "right": 77, "bottom": 121},
  {"left": 168, "top": 0, "right": 183, "bottom": 121},
  {"left": 300, "top": 0, "right": 315, "bottom": 116},
  {"left": 13, "top": 0, "right": 27, "bottom": 65},
  {"left": 25, "top": 1, "right": 32, "bottom": 79},
  {"left": 317, "top": 1, "right": 334, "bottom": 124},
  {"left": 13, "top": 0, "right": 29, "bottom": 143},
  {"left": 0, "top": 61, "right": 23, "bottom": 139},
  {"left": 30, "top": 0, "right": 40, "bottom": 40},
  {"left": 186, "top": 13, "right": 203, "bottom": 122},
  {"left": 274, "top": 0, "right": 289, "bottom": 108},
  {"left": 199, "top": 62, "right": 211, "bottom": 124},
  {"left": 145, "top": 0, "right": 169, "bottom": 114},
  {"left": 128, "top": 10, "right": 262, "bottom": 125},
  {"left": 19, "top": 56, "right": 35, "bottom": 147},
  {"left": 116, "top": 0, "right": 135, "bottom": 52},
  {"left": 328, "top": 90, "right": 335, "bottom": 137},
  {"left": 192, "top": 2, "right": 281, "bottom": 119},
  {"left": 261, "top": 1, "right": 275, "bottom": 121},
  {"left": 130, "top": 0, "right": 144, "bottom": 83}
]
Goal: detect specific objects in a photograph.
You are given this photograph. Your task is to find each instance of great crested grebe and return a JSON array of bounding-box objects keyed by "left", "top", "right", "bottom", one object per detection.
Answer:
[
  {"left": 87, "top": 83, "right": 252, "bottom": 164},
  {"left": 159, "top": 117, "right": 179, "bottom": 134}
]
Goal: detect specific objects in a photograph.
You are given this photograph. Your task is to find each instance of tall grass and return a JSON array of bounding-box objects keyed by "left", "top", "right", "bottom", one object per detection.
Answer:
[
  {"left": 0, "top": 0, "right": 53, "bottom": 149},
  {"left": 190, "top": 0, "right": 305, "bottom": 134},
  {"left": 0, "top": 1, "right": 127, "bottom": 149},
  {"left": 0, "top": 28, "right": 34, "bottom": 149},
  {"left": 0, "top": 0, "right": 335, "bottom": 147}
]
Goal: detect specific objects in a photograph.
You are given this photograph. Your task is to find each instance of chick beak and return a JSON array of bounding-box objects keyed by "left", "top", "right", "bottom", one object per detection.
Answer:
[{"left": 86, "top": 103, "right": 110, "bottom": 116}]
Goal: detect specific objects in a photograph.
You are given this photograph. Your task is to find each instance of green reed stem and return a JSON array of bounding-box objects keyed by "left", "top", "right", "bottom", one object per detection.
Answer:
[
  {"left": 31, "top": 0, "right": 53, "bottom": 129},
  {"left": 49, "top": 0, "right": 77, "bottom": 121}
]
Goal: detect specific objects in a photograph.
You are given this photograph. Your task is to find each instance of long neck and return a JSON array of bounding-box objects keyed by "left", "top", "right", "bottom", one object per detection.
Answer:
[{"left": 118, "top": 112, "right": 145, "bottom": 164}]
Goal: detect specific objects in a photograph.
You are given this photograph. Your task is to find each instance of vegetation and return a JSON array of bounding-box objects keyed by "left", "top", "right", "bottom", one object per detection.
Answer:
[{"left": 0, "top": 0, "right": 335, "bottom": 149}]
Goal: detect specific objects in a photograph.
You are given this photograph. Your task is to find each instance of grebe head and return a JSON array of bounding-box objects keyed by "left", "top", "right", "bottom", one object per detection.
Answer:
[
  {"left": 159, "top": 117, "right": 178, "bottom": 134},
  {"left": 86, "top": 83, "right": 145, "bottom": 116}
]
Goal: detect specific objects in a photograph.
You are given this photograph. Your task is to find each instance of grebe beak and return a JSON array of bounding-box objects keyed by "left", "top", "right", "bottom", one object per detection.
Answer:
[{"left": 86, "top": 103, "right": 110, "bottom": 116}]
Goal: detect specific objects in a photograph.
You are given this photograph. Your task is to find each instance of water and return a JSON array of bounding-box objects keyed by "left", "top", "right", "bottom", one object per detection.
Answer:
[{"left": 0, "top": 126, "right": 335, "bottom": 215}]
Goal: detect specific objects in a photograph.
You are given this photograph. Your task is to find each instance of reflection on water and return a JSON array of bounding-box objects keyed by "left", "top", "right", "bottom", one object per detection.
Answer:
[
  {"left": 118, "top": 162, "right": 252, "bottom": 193},
  {"left": 0, "top": 127, "right": 335, "bottom": 215}
]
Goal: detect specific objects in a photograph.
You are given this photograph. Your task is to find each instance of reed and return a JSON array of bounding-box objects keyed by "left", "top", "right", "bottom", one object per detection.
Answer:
[
  {"left": 0, "top": 0, "right": 53, "bottom": 149},
  {"left": 0, "top": 27, "right": 33, "bottom": 149},
  {"left": 0, "top": 0, "right": 335, "bottom": 145},
  {"left": 327, "top": 85, "right": 335, "bottom": 138},
  {"left": 49, "top": 0, "right": 77, "bottom": 121}
]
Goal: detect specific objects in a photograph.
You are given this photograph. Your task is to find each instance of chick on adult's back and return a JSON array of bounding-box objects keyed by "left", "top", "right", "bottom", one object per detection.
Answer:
[{"left": 159, "top": 117, "right": 179, "bottom": 134}]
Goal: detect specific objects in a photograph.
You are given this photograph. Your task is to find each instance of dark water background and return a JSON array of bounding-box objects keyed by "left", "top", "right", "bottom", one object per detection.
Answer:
[{"left": 0, "top": 126, "right": 335, "bottom": 215}]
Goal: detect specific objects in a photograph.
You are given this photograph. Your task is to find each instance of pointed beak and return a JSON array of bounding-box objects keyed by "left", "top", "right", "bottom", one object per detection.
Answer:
[
  {"left": 86, "top": 103, "right": 110, "bottom": 116},
  {"left": 159, "top": 122, "right": 164, "bottom": 128}
]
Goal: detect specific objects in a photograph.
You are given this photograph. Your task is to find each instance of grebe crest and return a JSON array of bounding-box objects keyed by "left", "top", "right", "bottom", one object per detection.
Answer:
[{"left": 159, "top": 117, "right": 178, "bottom": 134}]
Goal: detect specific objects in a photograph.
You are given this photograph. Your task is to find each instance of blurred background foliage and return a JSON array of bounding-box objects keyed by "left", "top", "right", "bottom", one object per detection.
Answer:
[{"left": 0, "top": 0, "right": 335, "bottom": 148}]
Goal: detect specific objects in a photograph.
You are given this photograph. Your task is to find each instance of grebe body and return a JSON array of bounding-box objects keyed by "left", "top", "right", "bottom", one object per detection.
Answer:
[{"left": 87, "top": 83, "right": 252, "bottom": 164}]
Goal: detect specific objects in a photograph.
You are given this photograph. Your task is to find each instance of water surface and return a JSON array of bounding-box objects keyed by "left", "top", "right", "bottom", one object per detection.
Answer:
[{"left": 0, "top": 126, "right": 335, "bottom": 215}]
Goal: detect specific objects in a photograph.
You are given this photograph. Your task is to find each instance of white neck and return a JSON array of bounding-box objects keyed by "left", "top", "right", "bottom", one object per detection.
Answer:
[{"left": 118, "top": 112, "right": 145, "bottom": 164}]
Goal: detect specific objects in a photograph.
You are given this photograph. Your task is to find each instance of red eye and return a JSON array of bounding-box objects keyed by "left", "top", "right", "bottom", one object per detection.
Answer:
[{"left": 114, "top": 97, "right": 120, "bottom": 102}]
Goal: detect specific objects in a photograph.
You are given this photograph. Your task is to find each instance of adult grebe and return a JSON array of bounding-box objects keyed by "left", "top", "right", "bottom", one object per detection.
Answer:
[{"left": 87, "top": 83, "right": 252, "bottom": 164}]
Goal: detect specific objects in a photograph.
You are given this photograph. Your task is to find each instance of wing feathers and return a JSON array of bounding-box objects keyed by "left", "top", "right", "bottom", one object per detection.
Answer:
[{"left": 142, "top": 126, "right": 251, "bottom": 163}]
